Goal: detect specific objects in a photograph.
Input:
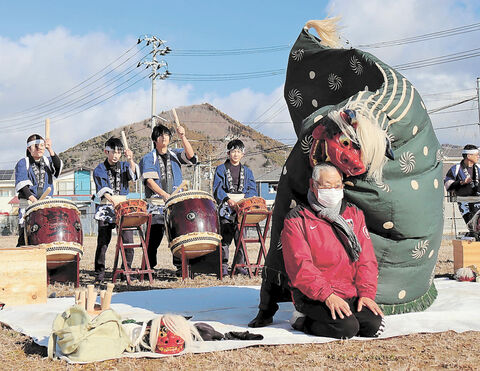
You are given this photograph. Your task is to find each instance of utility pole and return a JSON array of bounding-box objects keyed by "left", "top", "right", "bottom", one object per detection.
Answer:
[
  {"left": 137, "top": 36, "right": 171, "bottom": 148},
  {"left": 477, "top": 77, "right": 480, "bottom": 134}
]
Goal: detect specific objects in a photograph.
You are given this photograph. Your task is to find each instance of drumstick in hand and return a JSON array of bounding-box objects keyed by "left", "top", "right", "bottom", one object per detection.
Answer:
[
  {"left": 172, "top": 108, "right": 181, "bottom": 128},
  {"left": 38, "top": 187, "right": 52, "bottom": 201},
  {"left": 170, "top": 180, "right": 188, "bottom": 197},
  {"left": 121, "top": 130, "right": 129, "bottom": 151},
  {"left": 45, "top": 118, "right": 50, "bottom": 140}
]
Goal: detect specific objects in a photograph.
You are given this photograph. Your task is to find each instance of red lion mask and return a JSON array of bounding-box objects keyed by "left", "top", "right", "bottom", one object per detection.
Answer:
[{"left": 309, "top": 109, "right": 366, "bottom": 177}]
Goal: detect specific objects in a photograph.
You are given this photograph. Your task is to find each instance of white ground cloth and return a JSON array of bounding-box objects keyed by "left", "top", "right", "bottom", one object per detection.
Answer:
[{"left": 0, "top": 278, "right": 479, "bottom": 360}]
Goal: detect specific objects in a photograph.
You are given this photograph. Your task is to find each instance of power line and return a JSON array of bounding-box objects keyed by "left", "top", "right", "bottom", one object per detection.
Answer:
[
  {"left": 170, "top": 44, "right": 291, "bottom": 56},
  {"left": 393, "top": 48, "right": 480, "bottom": 71},
  {"left": 356, "top": 22, "right": 480, "bottom": 49},
  {"left": 434, "top": 122, "right": 479, "bottom": 131},
  {"left": 0, "top": 43, "right": 147, "bottom": 119},
  {"left": 430, "top": 107, "right": 477, "bottom": 115},
  {"left": 427, "top": 96, "right": 477, "bottom": 114}
]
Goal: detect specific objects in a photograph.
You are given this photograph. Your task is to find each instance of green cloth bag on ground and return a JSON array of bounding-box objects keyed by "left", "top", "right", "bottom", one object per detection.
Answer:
[{"left": 48, "top": 305, "right": 134, "bottom": 362}]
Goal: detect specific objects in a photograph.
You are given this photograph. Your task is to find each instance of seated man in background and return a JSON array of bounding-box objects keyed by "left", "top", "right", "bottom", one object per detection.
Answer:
[
  {"left": 444, "top": 144, "right": 480, "bottom": 234},
  {"left": 281, "top": 163, "right": 384, "bottom": 339}
]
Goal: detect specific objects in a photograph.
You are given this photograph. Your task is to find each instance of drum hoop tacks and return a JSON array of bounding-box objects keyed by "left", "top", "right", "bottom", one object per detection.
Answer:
[
  {"left": 169, "top": 232, "right": 222, "bottom": 254},
  {"left": 165, "top": 190, "right": 217, "bottom": 208},
  {"left": 25, "top": 198, "right": 81, "bottom": 216}
]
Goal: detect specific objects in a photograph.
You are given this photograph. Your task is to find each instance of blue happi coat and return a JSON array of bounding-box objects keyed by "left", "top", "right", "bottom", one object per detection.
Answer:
[
  {"left": 93, "top": 160, "right": 140, "bottom": 199},
  {"left": 93, "top": 160, "right": 140, "bottom": 223},
  {"left": 15, "top": 155, "right": 62, "bottom": 198},
  {"left": 140, "top": 148, "right": 197, "bottom": 198},
  {"left": 213, "top": 162, "right": 257, "bottom": 222}
]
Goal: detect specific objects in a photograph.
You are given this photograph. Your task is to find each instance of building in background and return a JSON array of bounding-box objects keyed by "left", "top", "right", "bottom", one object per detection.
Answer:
[{"left": 255, "top": 167, "right": 282, "bottom": 207}]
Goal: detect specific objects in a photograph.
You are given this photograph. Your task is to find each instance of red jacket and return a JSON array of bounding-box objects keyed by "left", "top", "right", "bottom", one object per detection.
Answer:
[{"left": 281, "top": 203, "right": 378, "bottom": 302}]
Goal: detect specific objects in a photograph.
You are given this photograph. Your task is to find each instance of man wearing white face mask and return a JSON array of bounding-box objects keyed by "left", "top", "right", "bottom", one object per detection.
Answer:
[{"left": 281, "top": 163, "right": 384, "bottom": 339}]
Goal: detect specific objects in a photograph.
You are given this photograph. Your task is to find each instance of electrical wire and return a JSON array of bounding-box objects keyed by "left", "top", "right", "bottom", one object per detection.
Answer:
[
  {"left": 356, "top": 22, "right": 480, "bottom": 49},
  {"left": 0, "top": 43, "right": 147, "bottom": 119}
]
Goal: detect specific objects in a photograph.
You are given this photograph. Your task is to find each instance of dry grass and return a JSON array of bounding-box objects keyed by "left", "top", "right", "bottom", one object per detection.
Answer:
[{"left": 1, "top": 236, "right": 478, "bottom": 370}]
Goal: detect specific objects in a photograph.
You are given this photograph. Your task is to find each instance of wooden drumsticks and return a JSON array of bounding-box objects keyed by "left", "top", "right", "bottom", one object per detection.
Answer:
[
  {"left": 103, "top": 283, "right": 114, "bottom": 310},
  {"left": 170, "top": 180, "right": 188, "bottom": 197},
  {"left": 121, "top": 130, "right": 129, "bottom": 151},
  {"left": 45, "top": 118, "right": 50, "bottom": 140},
  {"left": 172, "top": 108, "right": 181, "bottom": 128},
  {"left": 38, "top": 187, "right": 52, "bottom": 201},
  {"left": 74, "top": 283, "right": 115, "bottom": 314}
]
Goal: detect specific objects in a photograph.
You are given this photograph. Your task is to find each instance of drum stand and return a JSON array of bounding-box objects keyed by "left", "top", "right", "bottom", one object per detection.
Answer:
[
  {"left": 112, "top": 214, "right": 154, "bottom": 285},
  {"left": 231, "top": 210, "right": 272, "bottom": 278},
  {"left": 178, "top": 243, "right": 223, "bottom": 280}
]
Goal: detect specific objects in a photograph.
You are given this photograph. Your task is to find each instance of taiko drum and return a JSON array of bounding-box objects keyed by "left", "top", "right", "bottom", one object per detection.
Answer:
[{"left": 164, "top": 190, "right": 221, "bottom": 259}]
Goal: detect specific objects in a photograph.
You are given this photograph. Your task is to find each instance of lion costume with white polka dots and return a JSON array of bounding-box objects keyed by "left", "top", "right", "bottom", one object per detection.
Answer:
[{"left": 249, "top": 18, "right": 443, "bottom": 327}]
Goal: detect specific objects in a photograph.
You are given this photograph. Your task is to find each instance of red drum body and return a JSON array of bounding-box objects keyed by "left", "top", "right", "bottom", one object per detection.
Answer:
[
  {"left": 115, "top": 199, "right": 148, "bottom": 227},
  {"left": 165, "top": 190, "right": 221, "bottom": 259},
  {"left": 24, "top": 199, "right": 83, "bottom": 269},
  {"left": 235, "top": 197, "right": 268, "bottom": 224}
]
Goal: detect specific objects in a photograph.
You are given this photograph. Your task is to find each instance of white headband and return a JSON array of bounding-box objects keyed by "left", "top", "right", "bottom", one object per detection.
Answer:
[
  {"left": 463, "top": 149, "right": 479, "bottom": 155},
  {"left": 26, "top": 139, "right": 44, "bottom": 148},
  {"left": 227, "top": 147, "right": 245, "bottom": 153},
  {"left": 105, "top": 146, "right": 123, "bottom": 152}
]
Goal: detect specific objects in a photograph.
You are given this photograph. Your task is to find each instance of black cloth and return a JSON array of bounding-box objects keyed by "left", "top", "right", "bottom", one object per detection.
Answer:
[
  {"left": 225, "top": 161, "right": 241, "bottom": 192},
  {"left": 194, "top": 322, "right": 263, "bottom": 341},
  {"left": 293, "top": 295, "right": 383, "bottom": 339},
  {"left": 220, "top": 220, "right": 245, "bottom": 269},
  {"left": 18, "top": 185, "right": 33, "bottom": 199},
  {"left": 147, "top": 223, "right": 165, "bottom": 269},
  {"left": 16, "top": 226, "right": 25, "bottom": 247},
  {"left": 95, "top": 223, "right": 134, "bottom": 280}
]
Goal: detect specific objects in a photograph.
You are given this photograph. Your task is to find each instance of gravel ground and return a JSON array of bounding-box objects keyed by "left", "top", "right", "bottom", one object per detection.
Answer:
[{"left": 1, "top": 236, "right": 477, "bottom": 370}]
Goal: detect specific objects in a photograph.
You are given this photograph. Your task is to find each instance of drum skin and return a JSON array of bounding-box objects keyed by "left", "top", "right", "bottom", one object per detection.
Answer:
[
  {"left": 235, "top": 197, "right": 268, "bottom": 224},
  {"left": 24, "top": 199, "right": 83, "bottom": 268},
  {"left": 165, "top": 191, "right": 221, "bottom": 259},
  {"left": 115, "top": 199, "right": 148, "bottom": 227}
]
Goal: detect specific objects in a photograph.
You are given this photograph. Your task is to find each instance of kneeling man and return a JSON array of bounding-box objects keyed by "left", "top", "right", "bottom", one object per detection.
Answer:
[{"left": 281, "top": 163, "right": 385, "bottom": 339}]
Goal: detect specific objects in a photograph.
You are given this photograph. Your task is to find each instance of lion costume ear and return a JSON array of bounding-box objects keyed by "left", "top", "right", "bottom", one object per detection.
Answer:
[{"left": 385, "top": 138, "right": 394, "bottom": 160}]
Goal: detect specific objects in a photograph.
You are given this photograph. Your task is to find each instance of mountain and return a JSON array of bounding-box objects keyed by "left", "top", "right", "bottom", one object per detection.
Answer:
[{"left": 59, "top": 103, "right": 291, "bottom": 185}]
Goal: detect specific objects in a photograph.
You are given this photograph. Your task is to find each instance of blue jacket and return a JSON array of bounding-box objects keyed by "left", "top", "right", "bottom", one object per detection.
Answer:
[
  {"left": 213, "top": 162, "right": 257, "bottom": 204},
  {"left": 15, "top": 155, "right": 62, "bottom": 198},
  {"left": 93, "top": 160, "right": 140, "bottom": 199},
  {"left": 140, "top": 148, "right": 197, "bottom": 198}
]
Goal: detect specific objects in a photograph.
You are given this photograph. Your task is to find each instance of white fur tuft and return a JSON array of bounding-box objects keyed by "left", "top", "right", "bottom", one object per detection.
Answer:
[{"left": 305, "top": 18, "right": 342, "bottom": 48}]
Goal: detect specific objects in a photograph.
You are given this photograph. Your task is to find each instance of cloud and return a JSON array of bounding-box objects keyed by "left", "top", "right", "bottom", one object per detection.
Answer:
[
  {"left": 0, "top": 28, "right": 197, "bottom": 168},
  {"left": 328, "top": 0, "right": 480, "bottom": 145},
  {"left": 0, "top": 2, "right": 479, "bottom": 169}
]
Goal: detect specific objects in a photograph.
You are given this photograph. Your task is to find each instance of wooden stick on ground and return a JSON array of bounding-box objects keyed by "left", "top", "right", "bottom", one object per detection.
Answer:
[
  {"left": 86, "top": 285, "right": 95, "bottom": 312},
  {"left": 102, "top": 283, "right": 114, "bottom": 310}
]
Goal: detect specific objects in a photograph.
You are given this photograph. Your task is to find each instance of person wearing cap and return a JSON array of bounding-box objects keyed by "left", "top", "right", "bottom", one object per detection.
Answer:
[
  {"left": 139, "top": 123, "right": 197, "bottom": 271},
  {"left": 213, "top": 139, "right": 257, "bottom": 276},
  {"left": 14, "top": 134, "right": 63, "bottom": 247},
  {"left": 444, "top": 144, "right": 480, "bottom": 229},
  {"left": 92, "top": 136, "right": 140, "bottom": 283}
]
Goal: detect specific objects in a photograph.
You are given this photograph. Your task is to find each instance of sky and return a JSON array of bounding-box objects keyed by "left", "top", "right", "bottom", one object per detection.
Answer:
[{"left": 0, "top": 0, "right": 479, "bottom": 169}]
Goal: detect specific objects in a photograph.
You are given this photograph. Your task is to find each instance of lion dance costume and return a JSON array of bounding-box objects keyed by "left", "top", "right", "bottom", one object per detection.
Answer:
[{"left": 250, "top": 18, "right": 444, "bottom": 326}]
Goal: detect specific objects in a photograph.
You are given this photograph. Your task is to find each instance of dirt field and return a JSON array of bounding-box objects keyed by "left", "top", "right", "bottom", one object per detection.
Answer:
[{"left": 1, "top": 236, "right": 479, "bottom": 370}]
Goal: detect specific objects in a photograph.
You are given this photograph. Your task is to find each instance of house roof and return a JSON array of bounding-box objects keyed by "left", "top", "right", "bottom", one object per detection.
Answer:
[
  {"left": 0, "top": 170, "right": 14, "bottom": 181},
  {"left": 255, "top": 167, "right": 283, "bottom": 182}
]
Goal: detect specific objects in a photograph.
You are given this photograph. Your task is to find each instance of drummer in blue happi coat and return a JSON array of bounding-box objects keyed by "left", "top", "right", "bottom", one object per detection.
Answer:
[
  {"left": 93, "top": 136, "right": 140, "bottom": 283},
  {"left": 213, "top": 139, "right": 257, "bottom": 276},
  {"left": 15, "top": 134, "right": 62, "bottom": 247},
  {"left": 139, "top": 123, "right": 197, "bottom": 271}
]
